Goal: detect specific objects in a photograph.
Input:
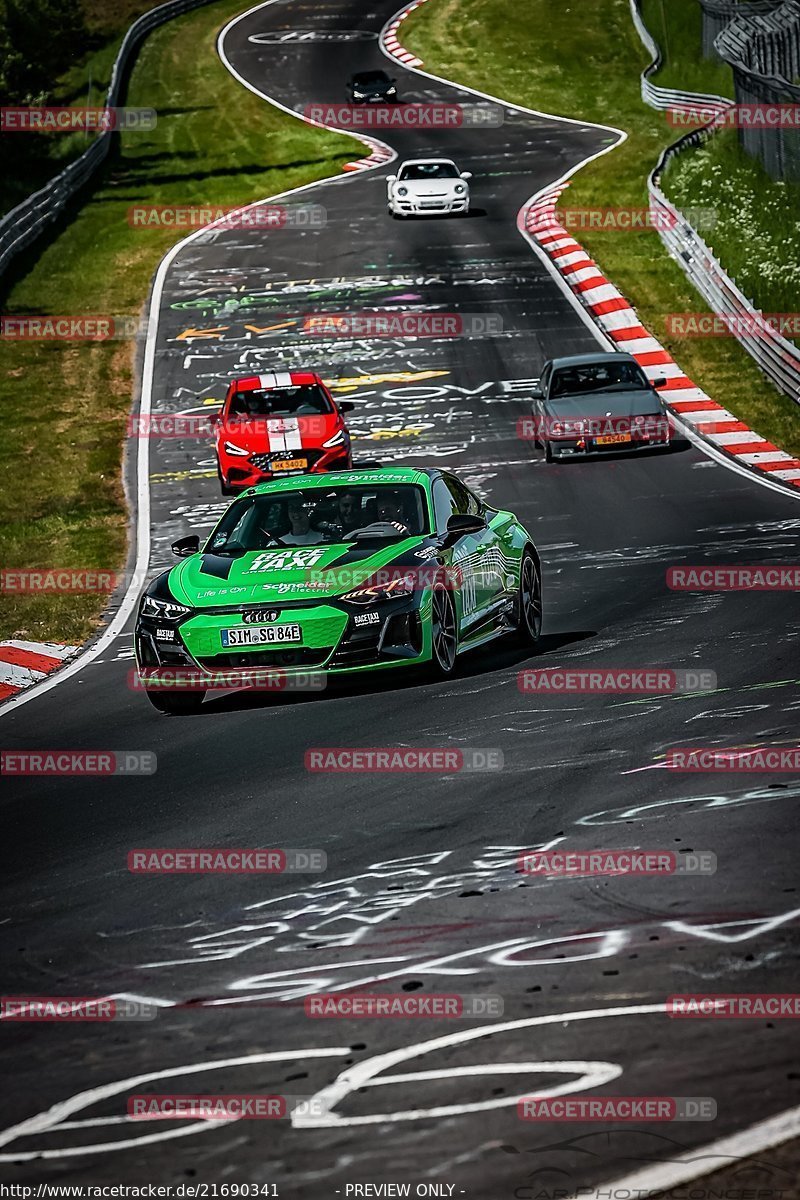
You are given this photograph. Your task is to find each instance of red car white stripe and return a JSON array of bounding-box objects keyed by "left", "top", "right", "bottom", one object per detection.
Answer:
[{"left": 266, "top": 417, "right": 302, "bottom": 452}]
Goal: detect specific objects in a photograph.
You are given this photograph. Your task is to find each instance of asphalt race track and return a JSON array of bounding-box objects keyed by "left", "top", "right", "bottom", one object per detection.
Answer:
[{"left": 1, "top": 0, "right": 800, "bottom": 1192}]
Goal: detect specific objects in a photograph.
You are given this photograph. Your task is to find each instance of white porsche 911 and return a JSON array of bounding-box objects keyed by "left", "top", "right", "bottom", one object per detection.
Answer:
[{"left": 386, "top": 158, "right": 472, "bottom": 218}]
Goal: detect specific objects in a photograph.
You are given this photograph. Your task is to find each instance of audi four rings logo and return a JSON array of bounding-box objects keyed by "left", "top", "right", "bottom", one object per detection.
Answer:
[{"left": 242, "top": 609, "right": 280, "bottom": 623}]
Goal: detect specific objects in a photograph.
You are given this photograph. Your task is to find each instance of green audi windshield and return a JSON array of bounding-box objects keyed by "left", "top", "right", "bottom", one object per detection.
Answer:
[{"left": 206, "top": 484, "right": 430, "bottom": 554}]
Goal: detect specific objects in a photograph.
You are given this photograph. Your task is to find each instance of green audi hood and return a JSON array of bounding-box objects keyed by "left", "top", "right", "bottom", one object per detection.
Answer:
[{"left": 166, "top": 537, "right": 427, "bottom": 607}]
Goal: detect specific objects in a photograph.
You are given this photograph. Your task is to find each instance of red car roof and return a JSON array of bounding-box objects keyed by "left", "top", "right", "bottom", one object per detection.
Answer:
[{"left": 231, "top": 371, "right": 321, "bottom": 391}]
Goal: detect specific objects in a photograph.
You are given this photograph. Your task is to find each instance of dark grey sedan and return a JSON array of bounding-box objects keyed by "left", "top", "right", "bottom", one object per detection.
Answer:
[{"left": 530, "top": 352, "right": 671, "bottom": 462}]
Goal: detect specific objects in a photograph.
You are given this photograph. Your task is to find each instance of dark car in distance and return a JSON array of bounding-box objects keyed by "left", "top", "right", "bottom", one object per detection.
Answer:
[
  {"left": 347, "top": 70, "right": 399, "bottom": 103},
  {"left": 530, "top": 352, "right": 671, "bottom": 462}
]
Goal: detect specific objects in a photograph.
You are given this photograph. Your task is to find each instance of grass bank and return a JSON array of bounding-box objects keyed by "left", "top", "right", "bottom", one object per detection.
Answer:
[
  {"left": 644, "top": 0, "right": 732, "bottom": 96},
  {"left": 403, "top": 0, "right": 799, "bottom": 453},
  {"left": 0, "top": 0, "right": 353, "bottom": 644},
  {"left": 1, "top": 0, "right": 168, "bottom": 215}
]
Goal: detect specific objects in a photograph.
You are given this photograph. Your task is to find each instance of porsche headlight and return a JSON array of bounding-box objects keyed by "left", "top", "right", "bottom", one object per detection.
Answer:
[
  {"left": 141, "top": 595, "right": 192, "bottom": 622},
  {"left": 397, "top": 186, "right": 408, "bottom": 197},
  {"left": 454, "top": 183, "right": 466, "bottom": 194},
  {"left": 224, "top": 441, "right": 250, "bottom": 457}
]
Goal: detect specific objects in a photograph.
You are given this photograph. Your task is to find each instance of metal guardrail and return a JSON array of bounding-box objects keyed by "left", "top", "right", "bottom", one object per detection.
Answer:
[
  {"left": 630, "top": 0, "right": 800, "bottom": 405},
  {"left": 650, "top": 141, "right": 800, "bottom": 404},
  {"left": 0, "top": 0, "right": 214, "bottom": 281},
  {"left": 629, "top": 0, "right": 731, "bottom": 114}
]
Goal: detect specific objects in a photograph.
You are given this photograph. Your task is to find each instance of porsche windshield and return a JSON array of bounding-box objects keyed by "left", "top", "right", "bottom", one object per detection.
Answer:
[
  {"left": 228, "top": 385, "right": 332, "bottom": 417},
  {"left": 207, "top": 484, "right": 430, "bottom": 554},
  {"left": 399, "top": 162, "right": 460, "bottom": 180}
]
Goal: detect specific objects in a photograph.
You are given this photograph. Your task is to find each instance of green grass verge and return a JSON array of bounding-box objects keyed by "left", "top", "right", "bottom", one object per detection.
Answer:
[
  {"left": 0, "top": 0, "right": 353, "bottom": 645},
  {"left": 666, "top": 130, "right": 800, "bottom": 317},
  {"left": 403, "top": 0, "right": 799, "bottom": 457},
  {"left": 646, "top": 0, "right": 800, "bottom": 322},
  {"left": 644, "top": 0, "right": 732, "bottom": 96},
  {"left": 1, "top": 0, "right": 167, "bottom": 216}
]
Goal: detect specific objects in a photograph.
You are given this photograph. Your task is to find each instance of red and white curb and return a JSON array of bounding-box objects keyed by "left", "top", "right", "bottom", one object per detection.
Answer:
[
  {"left": 521, "top": 184, "right": 800, "bottom": 490},
  {"left": 383, "top": 0, "right": 431, "bottom": 67},
  {"left": 343, "top": 137, "right": 395, "bottom": 173},
  {"left": 0, "top": 640, "right": 79, "bottom": 702}
]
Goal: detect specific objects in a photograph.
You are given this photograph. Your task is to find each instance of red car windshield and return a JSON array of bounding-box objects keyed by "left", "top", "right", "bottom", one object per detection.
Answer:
[{"left": 229, "top": 385, "right": 333, "bottom": 417}]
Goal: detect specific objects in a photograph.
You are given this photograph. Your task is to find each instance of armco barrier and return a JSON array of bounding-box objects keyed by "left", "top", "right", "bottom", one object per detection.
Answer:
[
  {"left": 629, "top": 0, "right": 731, "bottom": 117},
  {"left": 631, "top": 0, "right": 800, "bottom": 406},
  {"left": 0, "top": 0, "right": 215, "bottom": 281},
  {"left": 649, "top": 141, "right": 800, "bottom": 404}
]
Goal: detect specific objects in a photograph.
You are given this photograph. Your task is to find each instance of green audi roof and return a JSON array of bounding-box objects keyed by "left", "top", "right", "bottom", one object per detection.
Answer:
[{"left": 245, "top": 467, "right": 432, "bottom": 495}]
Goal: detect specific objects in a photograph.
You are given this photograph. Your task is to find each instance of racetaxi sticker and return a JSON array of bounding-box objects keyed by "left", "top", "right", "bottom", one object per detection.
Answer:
[
  {"left": 354, "top": 612, "right": 381, "bottom": 627},
  {"left": 247, "top": 549, "right": 328, "bottom": 572}
]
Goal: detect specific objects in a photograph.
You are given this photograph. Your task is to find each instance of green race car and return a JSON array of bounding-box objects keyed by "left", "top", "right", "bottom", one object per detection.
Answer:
[{"left": 134, "top": 467, "right": 542, "bottom": 713}]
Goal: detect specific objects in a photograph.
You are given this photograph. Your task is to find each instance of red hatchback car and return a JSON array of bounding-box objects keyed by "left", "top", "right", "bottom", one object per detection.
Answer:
[{"left": 213, "top": 371, "right": 354, "bottom": 495}]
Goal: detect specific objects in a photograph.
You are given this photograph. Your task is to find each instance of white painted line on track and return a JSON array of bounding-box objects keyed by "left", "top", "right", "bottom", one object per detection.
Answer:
[{"left": 592, "top": 1103, "right": 800, "bottom": 1197}]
